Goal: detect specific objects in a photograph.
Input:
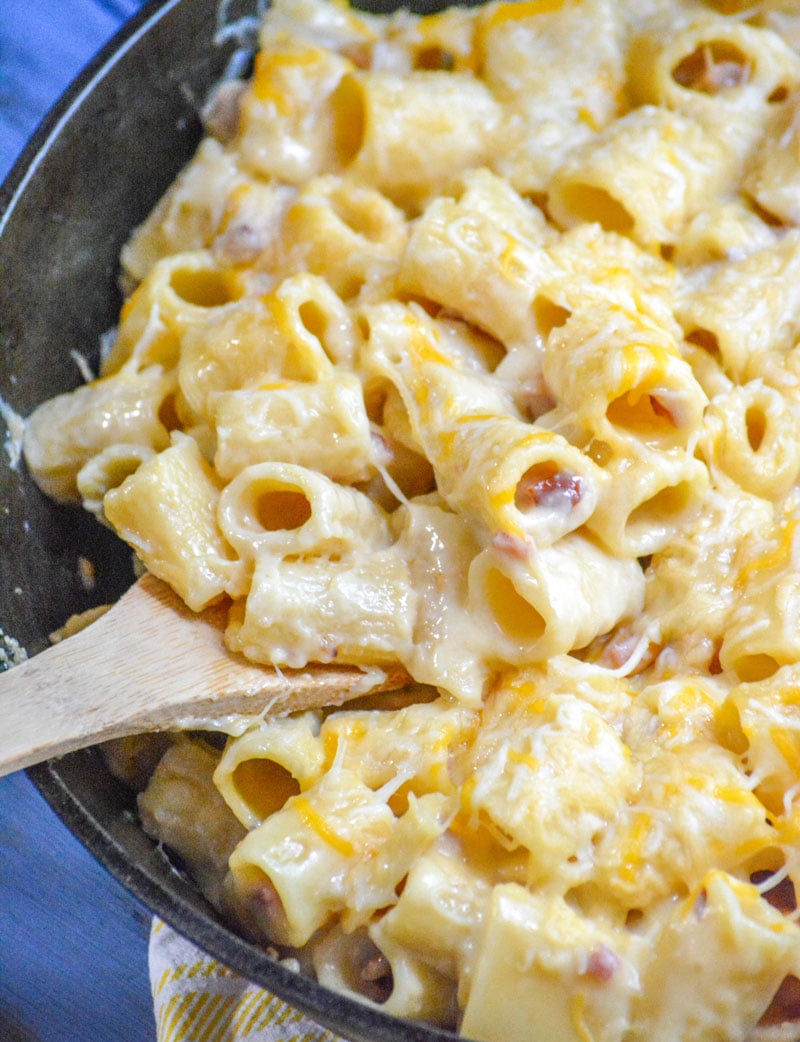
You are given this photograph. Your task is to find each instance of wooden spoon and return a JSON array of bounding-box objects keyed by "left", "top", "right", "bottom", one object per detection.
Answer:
[{"left": 0, "top": 571, "right": 412, "bottom": 778}]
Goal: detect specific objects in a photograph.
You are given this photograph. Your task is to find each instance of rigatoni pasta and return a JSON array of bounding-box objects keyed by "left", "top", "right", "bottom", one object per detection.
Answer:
[{"left": 21, "top": 0, "right": 800, "bottom": 1038}]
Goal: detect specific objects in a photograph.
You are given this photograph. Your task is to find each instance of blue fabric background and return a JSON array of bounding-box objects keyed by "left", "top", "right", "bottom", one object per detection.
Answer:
[
  {"left": 0, "top": 0, "right": 146, "bottom": 180},
  {"left": 0, "top": 7, "right": 157, "bottom": 1042}
]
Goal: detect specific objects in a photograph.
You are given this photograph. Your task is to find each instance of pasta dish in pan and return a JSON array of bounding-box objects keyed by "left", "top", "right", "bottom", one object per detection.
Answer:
[{"left": 21, "top": 0, "right": 800, "bottom": 1037}]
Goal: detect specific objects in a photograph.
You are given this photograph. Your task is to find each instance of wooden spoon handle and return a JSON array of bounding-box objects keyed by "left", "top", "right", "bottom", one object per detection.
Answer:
[{"left": 0, "top": 573, "right": 411, "bottom": 777}]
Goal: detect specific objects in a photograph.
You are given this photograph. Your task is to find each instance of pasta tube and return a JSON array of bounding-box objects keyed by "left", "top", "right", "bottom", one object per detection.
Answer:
[
  {"left": 628, "top": 14, "right": 800, "bottom": 157},
  {"left": 629, "top": 871, "right": 800, "bottom": 1042},
  {"left": 743, "top": 96, "right": 800, "bottom": 225},
  {"left": 467, "top": 530, "right": 645, "bottom": 664},
  {"left": 676, "top": 230, "right": 800, "bottom": 384},
  {"left": 103, "top": 433, "right": 243, "bottom": 609},
  {"left": 699, "top": 381, "right": 800, "bottom": 501},
  {"left": 363, "top": 302, "right": 603, "bottom": 546},
  {"left": 720, "top": 518, "right": 800, "bottom": 683},
  {"left": 213, "top": 373, "right": 373, "bottom": 483},
  {"left": 23, "top": 365, "right": 173, "bottom": 503},
  {"left": 586, "top": 445, "right": 709, "bottom": 558},
  {"left": 397, "top": 167, "right": 555, "bottom": 349},
  {"left": 547, "top": 106, "right": 736, "bottom": 251},
  {"left": 224, "top": 547, "right": 415, "bottom": 667},
  {"left": 103, "top": 251, "right": 244, "bottom": 375},
  {"left": 217, "top": 461, "right": 391, "bottom": 562},
  {"left": 177, "top": 291, "right": 333, "bottom": 424},
  {"left": 279, "top": 175, "right": 408, "bottom": 301},
  {"left": 477, "top": 0, "right": 624, "bottom": 193},
  {"left": 330, "top": 68, "right": 502, "bottom": 213},
  {"left": 235, "top": 42, "right": 353, "bottom": 184},
  {"left": 461, "top": 885, "right": 641, "bottom": 1042},
  {"left": 543, "top": 305, "right": 708, "bottom": 454}
]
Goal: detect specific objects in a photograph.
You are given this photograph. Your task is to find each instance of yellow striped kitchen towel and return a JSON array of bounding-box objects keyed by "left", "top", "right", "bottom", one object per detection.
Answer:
[{"left": 150, "top": 919, "right": 351, "bottom": 1042}]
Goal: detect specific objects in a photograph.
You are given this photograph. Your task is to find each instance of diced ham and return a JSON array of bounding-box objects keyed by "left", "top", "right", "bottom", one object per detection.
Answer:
[
  {"left": 515, "top": 468, "right": 583, "bottom": 514},
  {"left": 492, "top": 530, "right": 532, "bottom": 560},
  {"left": 760, "top": 975, "right": 800, "bottom": 1026},
  {"left": 584, "top": 944, "right": 621, "bottom": 982}
]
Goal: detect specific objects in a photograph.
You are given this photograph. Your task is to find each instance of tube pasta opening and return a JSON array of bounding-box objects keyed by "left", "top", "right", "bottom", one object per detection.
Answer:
[
  {"left": 331, "top": 69, "right": 502, "bottom": 213},
  {"left": 281, "top": 183, "right": 407, "bottom": 303},
  {"left": 483, "top": 568, "right": 548, "bottom": 645},
  {"left": 532, "top": 295, "right": 571, "bottom": 338},
  {"left": 214, "top": 716, "right": 326, "bottom": 829},
  {"left": 686, "top": 327, "right": 721, "bottom": 359},
  {"left": 256, "top": 486, "right": 313, "bottom": 532},
  {"left": 671, "top": 40, "right": 751, "bottom": 94},
  {"left": 745, "top": 403, "right": 766, "bottom": 453},
  {"left": 218, "top": 461, "right": 391, "bottom": 561},
  {"left": 544, "top": 306, "right": 707, "bottom": 457},
  {"left": 331, "top": 73, "right": 366, "bottom": 167},
  {"left": 625, "top": 480, "right": 697, "bottom": 547},
  {"left": 312, "top": 926, "right": 395, "bottom": 1007},
  {"left": 298, "top": 299, "right": 328, "bottom": 341},
  {"left": 700, "top": 383, "right": 800, "bottom": 501},
  {"left": 514, "top": 462, "right": 584, "bottom": 515},
  {"left": 606, "top": 390, "right": 678, "bottom": 445},
  {"left": 588, "top": 450, "right": 708, "bottom": 557},
  {"left": 547, "top": 106, "right": 735, "bottom": 250},
  {"left": 727, "top": 653, "right": 781, "bottom": 684},
  {"left": 169, "top": 264, "right": 238, "bottom": 308},
  {"left": 270, "top": 275, "right": 347, "bottom": 372},
  {"left": 627, "top": 15, "right": 800, "bottom": 167},
  {"left": 469, "top": 532, "right": 645, "bottom": 664},
  {"left": 104, "top": 252, "right": 243, "bottom": 374},
  {"left": 232, "top": 759, "right": 301, "bottom": 823},
  {"left": 550, "top": 183, "right": 635, "bottom": 236},
  {"left": 76, "top": 443, "right": 156, "bottom": 518}
]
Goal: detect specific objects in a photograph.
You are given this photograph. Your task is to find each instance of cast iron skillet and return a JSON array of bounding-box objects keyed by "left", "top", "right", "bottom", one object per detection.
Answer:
[{"left": 0, "top": 0, "right": 468, "bottom": 1038}]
